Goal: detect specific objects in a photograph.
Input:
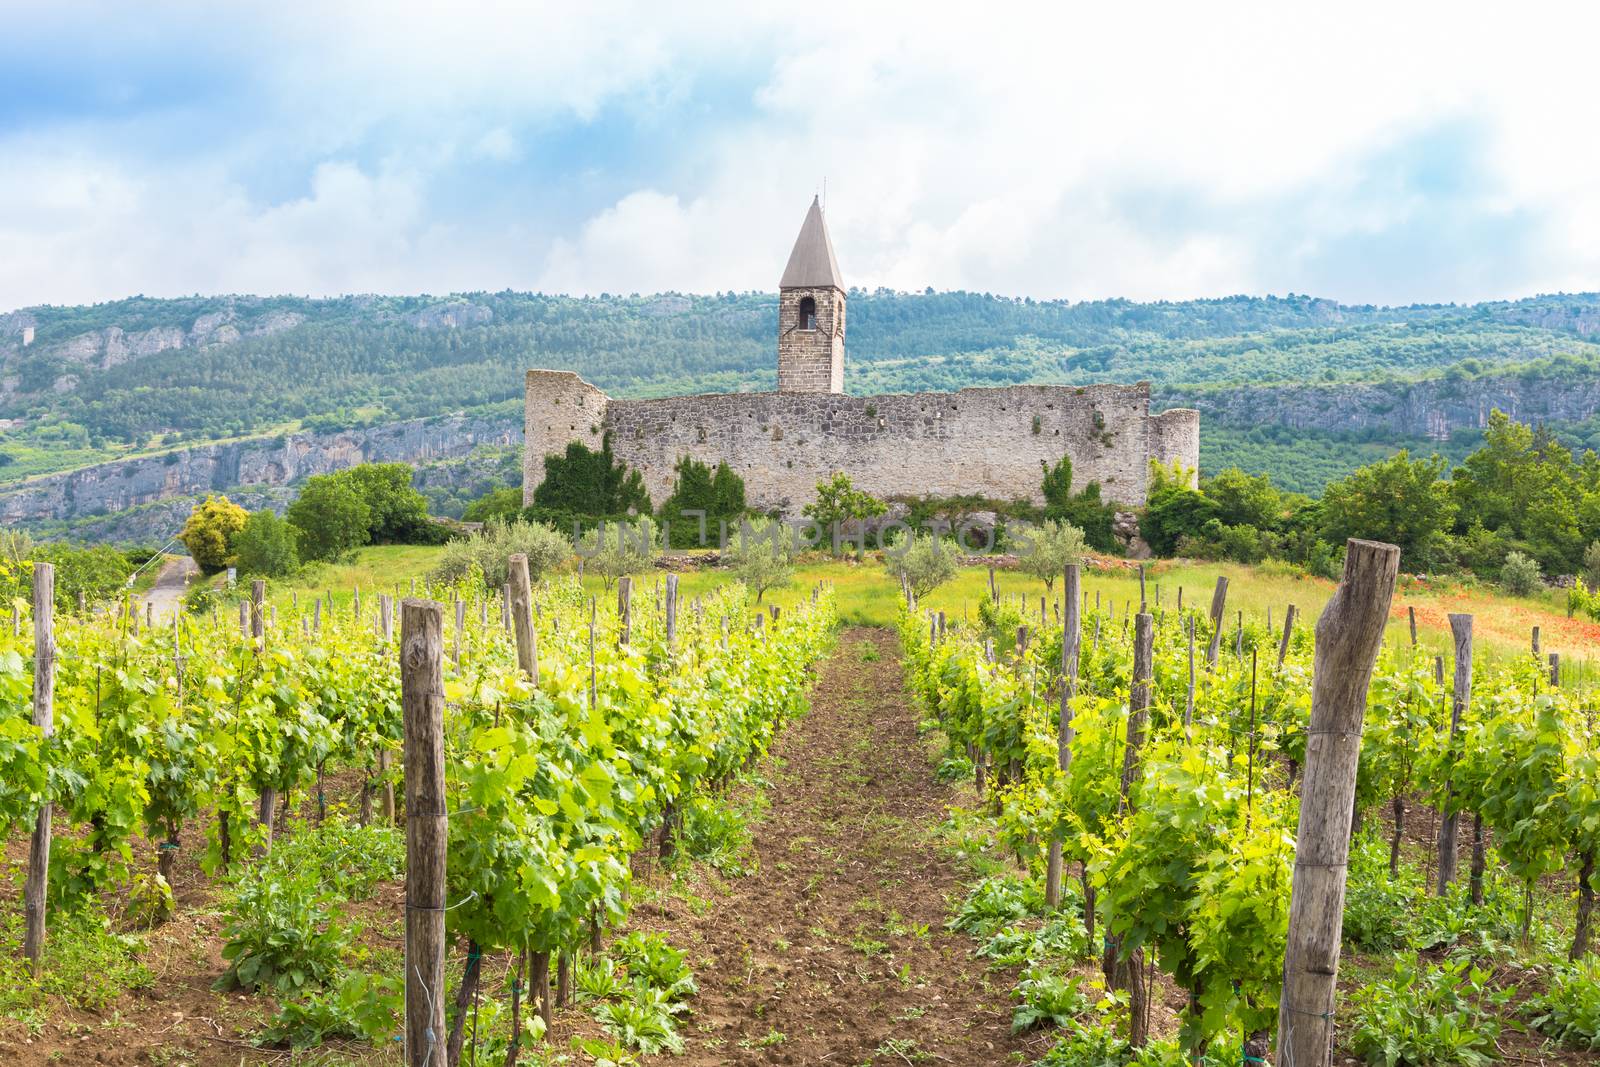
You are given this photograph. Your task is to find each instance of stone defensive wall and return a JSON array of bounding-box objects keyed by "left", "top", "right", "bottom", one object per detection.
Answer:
[{"left": 524, "top": 369, "right": 1199, "bottom": 514}]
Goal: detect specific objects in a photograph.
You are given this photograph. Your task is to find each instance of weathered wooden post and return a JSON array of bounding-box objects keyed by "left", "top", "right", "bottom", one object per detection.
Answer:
[
  {"left": 665, "top": 573, "right": 679, "bottom": 650},
  {"left": 1408, "top": 606, "right": 1417, "bottom": 646},
  {"left": 1110, "top": 610, "right": 1155, "bottom": 1046},
  {"left": 23, "top": 563, "right": 55, "bottom": 974},
  {"left": 1185, "top": 616, "right": 1196, "bottom": 728},
  {"left": 508, "top": 554, "right": 539, "bottom": 684},
  {"left": 1435, "top": 614, "right": 1471, "bottom": 895},
  {"left": 1045, "top": 564, "right": 1081, "bottom": 908},
  {"left": 1277, "top": 540, "right": 1400, "bottom": 1067},
  {"left": 400, "top": 599, "right": 447, "bottom": 1067},
  {"left": 1551, "top": 652, "right": 1562, "bottom": 688},
  {"left": 617, "top": 576, "right": 632, "bottom": 645},
  {"left": 1277, "top": 604, "right": 1297, "bottom": 669},
  {"left": 1205, "top": 576, "right": 1228, "bottom": 667}
]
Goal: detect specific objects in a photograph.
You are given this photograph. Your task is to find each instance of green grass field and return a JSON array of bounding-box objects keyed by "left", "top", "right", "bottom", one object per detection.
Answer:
[{"left": 242, "top": 544, "right": 1598, "bottom": 672}]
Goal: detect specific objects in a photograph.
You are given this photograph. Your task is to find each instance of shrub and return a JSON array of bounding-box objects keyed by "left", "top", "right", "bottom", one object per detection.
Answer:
[
  {"left": 0, "top": 541, "right": 134, "bottom": 610},
  {"left": 533, "top": 434, "right": 651, "bottom": 519},
  {"left": 1348, "top": 954, "right": 1509, "bottom": 1067},
  {"left": 1529, "top": 958, "right": 1600, "bottom": 1049},
  {"left": 1501, "top": 550, "right": 1543, "bottom": 596},
  {"left": 804, "top": 472, "right": 885, "bottom": 558},
  {"left": 180, "top": 494, "right": 249, "bottom": 572},
  {"left": 885, "top": 533, "right": 958, "bottom": 600},
  {"left": 287, "top": 475, "right": 371, "bottom": 563},
  {"left": 233, "top": 509, "right": 299, "bottom": 578},
  {"left": 462, "top": 486, "right": 523, "bottom": 524},
  {"left": 431, "top": 517, "right": 570, "bottom": 590},
  {"left": 338, "top": 463, "right": 432, "bottom": 543},
  {"left": 1585, "top": 541, "right": 1600, "bottom": 591},
  {"left": 659, "top": 455, "right": 746, "bottom": 548}
]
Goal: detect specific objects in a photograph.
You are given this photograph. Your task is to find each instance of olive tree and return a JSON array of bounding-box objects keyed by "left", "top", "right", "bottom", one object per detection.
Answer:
[
  {"left": 885, "top": 533, "right": 958, "bottom": 601},
  {"left": 723, "top": 516, "right": 796, "bottom": 603},
  {"left": 1015, "top": 519, "right": 1088, "bottom": 592}
]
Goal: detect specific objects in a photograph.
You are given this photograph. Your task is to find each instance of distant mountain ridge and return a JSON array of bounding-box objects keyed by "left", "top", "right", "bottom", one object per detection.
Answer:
[{"left": 5, "top": 288, "right": 1600, "bottom": 536}]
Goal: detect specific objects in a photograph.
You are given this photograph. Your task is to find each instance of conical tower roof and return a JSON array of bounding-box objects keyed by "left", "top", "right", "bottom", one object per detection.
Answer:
[{"left": 779, "top": 196, "right": 844, "bottom": 290}]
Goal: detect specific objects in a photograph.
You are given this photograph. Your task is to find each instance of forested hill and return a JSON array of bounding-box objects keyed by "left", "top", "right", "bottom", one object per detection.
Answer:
[{"left": 5, "top": 288, "right": 1600, "bottom": 495}]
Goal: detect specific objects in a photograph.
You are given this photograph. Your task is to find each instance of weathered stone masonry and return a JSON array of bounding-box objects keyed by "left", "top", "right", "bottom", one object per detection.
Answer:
[
  {"left": 524, "top": 371, "right": 1198, "bottom": 513},
  {"left": 523, "top": 198, "right": 1199, "bottom": 514}
]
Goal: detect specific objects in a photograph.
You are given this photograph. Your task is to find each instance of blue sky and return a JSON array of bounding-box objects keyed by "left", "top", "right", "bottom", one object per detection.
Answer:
[{"left": 3, "top": 0, "right": 1598, "bottom": 310}]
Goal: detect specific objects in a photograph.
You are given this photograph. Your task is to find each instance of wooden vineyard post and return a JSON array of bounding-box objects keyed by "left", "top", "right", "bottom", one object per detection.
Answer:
[
  {"left": 501, "top": 583, "right": 512, "bottom": 632},
  {"left": 617, "top": 576, "right": 632, "bottom": 645},
  {"left": 1435, "top": 614, "right": 1471, "bottom": 895},
  {"left": 1046, "top": 564, "right": 1081, "bottom": 908},
  {"left": 508, "top": 554, "right": 539, "bottom": 684},
  {"left": 665, "top": 573, "right": 679, "bottom": 651},
  {"left": 24, "top": 563, "right": 56, "bottom": 975},
  {"left": 1205, "top": 576, "right": 1228, "bottom": 667},
  {"left": 377, "top": 597, "right": 398, "bottom": 826},
  {"left": 1277, "top": 604, "right": 1297, "bottom": 668},
  {"left": 251, "top": 579, "right": 265, "bottom": 652},
  {"left": 250, "top": 580, "right": 277, "bottom": 855},
  {"left": 1110, "top": 610, "right": 1155, "bottom": 1047},
  {"left": 1277, "top": 539, "right": 1400, "bottom": 1067},
  {"left": 1408, "top": 606, "right": 1418, "bottom": 646},
  {"left": 400, "top": 599, "right": 447, "bottom": 1067},
  {"left": 1185, "top": 617, "right": 1196, "bottom": 728},
  {"left": 452, "top": 599, "right": 465, "bottom": 666}
]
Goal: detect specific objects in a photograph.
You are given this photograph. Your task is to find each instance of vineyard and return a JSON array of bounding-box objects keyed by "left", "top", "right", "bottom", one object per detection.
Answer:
[
  {"left": 0, "top": 557, "right": 835, "bottom": 1064},
  {"left": 901, "top": 554, "right": 1600, "bottom": 1065},
  {"left": 3, "top": 544, "right": 1600, "bottom": 1065}
]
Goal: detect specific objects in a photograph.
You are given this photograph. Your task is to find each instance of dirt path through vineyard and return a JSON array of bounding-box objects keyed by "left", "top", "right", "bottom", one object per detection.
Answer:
[{"left": 630, "top": 626, "right": 1038, "bottom": 1065}]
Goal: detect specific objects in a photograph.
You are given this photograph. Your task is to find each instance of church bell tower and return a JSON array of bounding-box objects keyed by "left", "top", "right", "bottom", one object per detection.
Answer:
[{"left": 777, "top": 196, "right": 845, "bottom": 393}]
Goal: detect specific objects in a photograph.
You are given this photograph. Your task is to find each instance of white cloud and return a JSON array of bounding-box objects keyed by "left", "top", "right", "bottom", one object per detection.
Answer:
[{"left": 5, "top": 0, "right": 1600, "bottom": 307}]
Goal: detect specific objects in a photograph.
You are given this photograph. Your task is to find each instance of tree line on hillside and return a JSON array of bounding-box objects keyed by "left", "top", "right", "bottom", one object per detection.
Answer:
[{"left": 7, "top": 289, "right": 1600, "bottom": 459}]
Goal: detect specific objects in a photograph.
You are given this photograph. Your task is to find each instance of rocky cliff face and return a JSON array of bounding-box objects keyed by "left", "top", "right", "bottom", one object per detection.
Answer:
[
  {"left": 0, "top": 297, "right": 492, "bottom": 400},
  {"left": 1158, "top": 372, "right": 1600, "bottom": 439},
  {"left": 0, "top": 414, "right": 521, "bottom": 526}
]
